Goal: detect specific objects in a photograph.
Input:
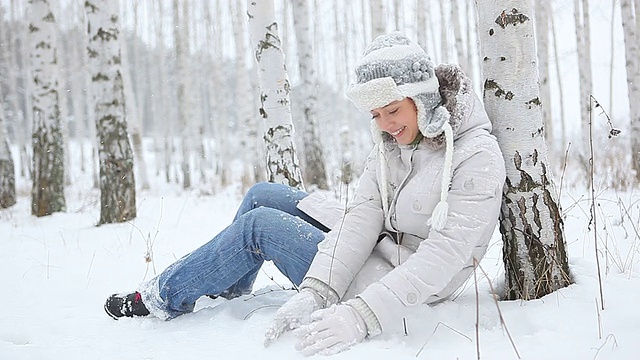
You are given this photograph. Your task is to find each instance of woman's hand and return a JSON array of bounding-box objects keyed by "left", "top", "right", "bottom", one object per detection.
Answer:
[
  {"left": 263, "top": 288, "right": 323, "bottom": 347},
  {"left": 293, "top": 304, "right": 368, "bottom": 356}
]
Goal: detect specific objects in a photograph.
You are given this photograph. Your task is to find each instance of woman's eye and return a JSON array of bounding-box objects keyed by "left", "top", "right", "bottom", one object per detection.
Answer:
[
  {"left": 371, "top": 114, "right": 380, "bottom": 119},
  {"left": 389, "top": 109, "right": 399, "bottom": 115}
]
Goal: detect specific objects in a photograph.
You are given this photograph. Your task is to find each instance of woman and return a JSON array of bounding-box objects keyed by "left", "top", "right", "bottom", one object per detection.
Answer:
[{"left": 105, "top": 32, "right": 506, "bottom": 356}]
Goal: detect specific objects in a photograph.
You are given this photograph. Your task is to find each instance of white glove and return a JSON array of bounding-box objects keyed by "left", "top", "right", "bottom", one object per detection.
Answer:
[
  {"left": 293, "top": 304, "right": 367, "bottom": 356},
  {"left": 263, "top": 288, "right": 322, "bottom": 347}
]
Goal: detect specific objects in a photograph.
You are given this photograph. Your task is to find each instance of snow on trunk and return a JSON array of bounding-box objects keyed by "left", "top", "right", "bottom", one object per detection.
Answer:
[
  {"left": 535, "top": 1, "right": 554, "bottom": 156},
  {"left": 29, "top": 0, "right": 66, "bottom": 216},
  {"left": 620, "top": 0, "right": 640, "bottom": 181},
  {"left": 476, "top": 1, "right": 572, "bottom": 300},
  {"left": 292, "top": 0, "right": 328, "bottom": 190},
  {"left": 85, "top": 0, "right": 137, "bottom": 224},
  {"left": 246, "top": 0, "right": 304, "bottom": 189}
]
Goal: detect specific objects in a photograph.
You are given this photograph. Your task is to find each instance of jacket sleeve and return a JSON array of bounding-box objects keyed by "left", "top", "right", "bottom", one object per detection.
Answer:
[
  {"left": 303, "top": 147, "right": 386, "bottom": 298},
  {"left": 357, "top": 142, "right": 506, "bottom": 332}
]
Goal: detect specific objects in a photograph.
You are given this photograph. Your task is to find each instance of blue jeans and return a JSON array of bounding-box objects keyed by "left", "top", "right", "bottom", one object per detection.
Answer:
[{"left": 142, "top": 182, "right": 329, "bottom": 319}]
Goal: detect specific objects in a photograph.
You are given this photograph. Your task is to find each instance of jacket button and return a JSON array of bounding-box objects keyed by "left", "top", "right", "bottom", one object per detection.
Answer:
[
  {"left": 412, "top": 200, "right": 421, "bottom": 211},
  {"left": 406, "top": 293, "right": 417, "bottom": 304}
]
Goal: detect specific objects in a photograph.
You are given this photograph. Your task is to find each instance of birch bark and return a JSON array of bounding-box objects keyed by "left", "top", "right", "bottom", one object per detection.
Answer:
[
  {"left": 29, "top": 0, "right": 66, "bottom": 216},
  {"left": 620, "top": 0, "right": 640, "bottom": 181},
  {"left": 247, "top": 0, "right": 304, "bottom": 189},
  {"left": 476, "top": 1, "right": 572, "bottom": 300},
  {"left": 292, "top": 0, "right": 328, "bottom": 189},
  {"left": 85, "top": 0, "right": 137, "bottom": 224}
]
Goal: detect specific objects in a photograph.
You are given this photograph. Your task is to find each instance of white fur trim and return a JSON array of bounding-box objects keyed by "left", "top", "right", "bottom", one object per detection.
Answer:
[
  {"left": 358, "top": 43, "right": 426, "bottom": 65},
  {"left": 347, "top": 77, "right": 404, "bottom": 112}
]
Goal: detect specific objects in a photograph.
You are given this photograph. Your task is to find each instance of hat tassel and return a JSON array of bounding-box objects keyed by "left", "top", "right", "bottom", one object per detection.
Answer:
[{"left": 429, "top": 122, "right": 454, "bottom": 231}]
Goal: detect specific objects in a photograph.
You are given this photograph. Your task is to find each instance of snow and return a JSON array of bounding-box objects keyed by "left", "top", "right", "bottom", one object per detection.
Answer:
[{"left": 1, "top": 165, "right": 639, "bottom": 360}]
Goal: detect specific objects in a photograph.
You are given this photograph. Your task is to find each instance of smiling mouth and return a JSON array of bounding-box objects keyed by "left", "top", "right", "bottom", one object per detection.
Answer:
[{"left": 390, "top": 126, "right": 406, "bottom": 137}]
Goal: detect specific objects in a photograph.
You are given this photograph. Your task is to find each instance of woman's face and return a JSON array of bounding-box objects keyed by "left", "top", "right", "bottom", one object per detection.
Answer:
[{"left": 370, "top": 98, "right": 419, "bottom": 145}]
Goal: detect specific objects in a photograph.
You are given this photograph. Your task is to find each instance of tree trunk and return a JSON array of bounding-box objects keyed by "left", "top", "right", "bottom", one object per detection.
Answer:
[
  {"left": 549, "top": 5, "right": 567, "bottom": 150},
  {"left": 0, "top": 91, "right": 16, "bottom": 209},
  {"left": 574, "top": 0, "right": 594, "bottom": 172},
  {"left": 476, "top": 1, "right": 572, "bottom": 300},
  {"left": 535, "top": 1, "right": 554, "bottom": 156},
  {"left": 246, "top": 0, "right": 304, "bottom": 189},
  {"left": 450, "top": 0, "right": 470, "bottom": 74},
  {"left": 231, "top": 0, "right": 263, "bottom": 188},
  {"left": 173, "top": 0, "right": 192, "bottom": 189},
  {"left": 292, "top": 0, "right": 328, "bottom": 190},
  {"left": 0, "top": 6, "right": 16, "bottom": 209},
  {"left": 85, "top": 0, "right": 137, "bottom": 224},
  {"left": 29, "top": 0, "right": 66, "bottom": 216},
  {"left": 370, "top": 0, "right": 385, "bottom": 39},
  {"left": 620, "top": 0, "right": 640, "bottom": 181}
]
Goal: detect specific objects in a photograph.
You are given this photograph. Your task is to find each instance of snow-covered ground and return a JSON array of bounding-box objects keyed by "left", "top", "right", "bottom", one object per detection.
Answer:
[{"left": 1, "top": 170, "right": 639, "bottom": 359}]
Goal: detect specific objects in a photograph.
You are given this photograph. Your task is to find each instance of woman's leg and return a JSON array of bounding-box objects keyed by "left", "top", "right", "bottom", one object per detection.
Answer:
[
  {"left": 233, "top": 182, "right": 329, "bottom": 231},
  {"left": 140, "top": 204, "right": 327, "bottom": 319}
]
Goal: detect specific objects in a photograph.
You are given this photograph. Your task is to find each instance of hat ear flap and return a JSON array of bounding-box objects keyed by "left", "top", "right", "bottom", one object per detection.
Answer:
[{"left": 415, "top": 99, "right": 451, "bottom": 138}]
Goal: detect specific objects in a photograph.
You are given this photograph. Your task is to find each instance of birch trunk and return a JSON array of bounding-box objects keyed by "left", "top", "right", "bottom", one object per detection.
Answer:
[
  {"left": 535, "top": 1, "right": 554, "bottom": 155},
  {"left": 246, "top": 0, "right": 304, "bottom": 189},
  {"left": 476, "top": 1, "right": 572, "bottom": 300},
  {"left": 620, "top": 0, "right": 640, "bottom": 181},
  {"left": 129, "top": 2, "right": 150, "bottom": 190},
  {"left": 0, "top": 28, "right": 16, "bottom": 208},
  {"left": 85, "top": 0, "right": 137, "bottom": 224},
  {"left": 574, "top": 0, "right": 593, "bottom": 165},
  {"left": 370, "top": 0, "right": 385, "bottom": 39},
  {"left": 173, "top": 0, "right": 192, "bottom": 189},
  {"left": 439, "top": 1, "right": 449, "bottom": 63},
  {"left": 0, "top": 111, "right": 15, "bottom": 209},
  {"left": 550, "top": 5, "right": 567, "bottom": 149},
  {"left": 15, "top": 1, "right": 33, "bottom": 180},
  {"left": 29, "top": 0, "right": 66, "bottom": 216},
  {"left": 450, "top": 0, "right": 470, "bottom": 74},
  {"left": 292, "top": 0, "right": 328, "bottom": 189},
  {"left": 231, "top": 0, "right": 263, "bottom": 187}
]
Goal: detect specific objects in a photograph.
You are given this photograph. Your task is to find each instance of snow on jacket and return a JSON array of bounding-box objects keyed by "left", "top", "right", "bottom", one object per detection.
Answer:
[{"left": 296, "top": 64, "right": 506, "bottom": 334}]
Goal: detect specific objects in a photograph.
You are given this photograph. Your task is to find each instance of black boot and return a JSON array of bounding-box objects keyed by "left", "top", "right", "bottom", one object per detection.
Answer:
[{"left": 104, "top": 291, "right": 150, "bottom": 320}]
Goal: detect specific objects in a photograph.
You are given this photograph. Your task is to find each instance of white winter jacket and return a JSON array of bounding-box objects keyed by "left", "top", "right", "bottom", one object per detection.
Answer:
[{"left": 297, "top": 64, "right": 506, "bottom": 334}]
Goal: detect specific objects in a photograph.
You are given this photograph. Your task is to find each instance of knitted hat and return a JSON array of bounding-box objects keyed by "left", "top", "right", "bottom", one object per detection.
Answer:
[
  {"left": 347, "top": 32, "right": 453, "bottom": 231},
  {"left": 347, "top": 32, "right": 451, "bottom": 140}
]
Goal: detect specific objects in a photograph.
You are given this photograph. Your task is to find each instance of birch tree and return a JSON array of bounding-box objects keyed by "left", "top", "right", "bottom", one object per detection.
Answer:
[
  {"left": 370, "top": 0, "right": 385, "bottom": 39},
  {"left": 574, "top": 0, "right": 594, "bottom": 167},
  {"left": 292, "top": 0, "right": 328, "bottom": 189},
  {"left": 0, "top": 107, "right": 15, "bottom": 208},
  {"left": 535, "top": 1, "right": 554, "bottom": 155},
  {"left": 173, "top": 0, "right": 192, "bottom": 189},
  {"left": 620, "top": 0, "right": 640, "bottom": 181},
  {"left": 85, "top": 0, "right": 137, "bottom": 224},
  {"left": 476, "top": 1, "right": 572, "bottom": 300},
  {"left": 247, "top": 0, "right": 304, "bottom": 189},
  {"left": 450, "top": 0, "right": 470, "bottom": 74},
  {"left": 29, "top": 0, "right": 66, "bottom": 216},
  {"left": 0, "top": 7, "right": 16, "bottom": 209}
]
